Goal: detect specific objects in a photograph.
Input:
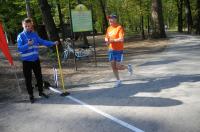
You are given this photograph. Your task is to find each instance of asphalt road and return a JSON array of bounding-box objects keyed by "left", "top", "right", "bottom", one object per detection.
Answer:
[{"left": 1, "top": 33, "right": 200, "bottom": 132}]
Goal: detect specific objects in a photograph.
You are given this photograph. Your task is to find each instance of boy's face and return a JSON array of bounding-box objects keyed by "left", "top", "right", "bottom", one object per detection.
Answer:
[
  {"left": 22, "top": 22, "right": 33, "bottom": 32},
  {"left": 108, "top": 18, "right": 117, "bottom": 26}
]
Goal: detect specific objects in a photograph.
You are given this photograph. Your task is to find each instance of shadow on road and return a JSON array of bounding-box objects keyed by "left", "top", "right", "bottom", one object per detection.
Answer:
[{"left": 28, "top": 74, "right": 200, "bottom": 107}]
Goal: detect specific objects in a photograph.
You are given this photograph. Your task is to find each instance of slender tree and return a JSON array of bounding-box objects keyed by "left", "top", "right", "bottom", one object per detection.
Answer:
[
  {"left": 151, "top": 0, "right": 166, "bottom": 38},
  {"left": 56, "top": 0, "right": 66, "bottom": 39},
  {"left": 195, "top": 0, "right": 200, "bottom": 34},
  {"left": 99, "top": 0, "right": 108, "bottom": 33},
  {"left": 77, "top": 0, "right": 81, "bottom": 4},
  {"left": 25, "top": 0, "right": 32, "bottom": 18},
  {"left": 177, "top": 0, "right": 183, "bottom": 32},
  {"left": 184, "top": 0, "right": 193, "bottom": 33},
  {"left": 140, "top": 0, "right": 145, "bottom": 39}
]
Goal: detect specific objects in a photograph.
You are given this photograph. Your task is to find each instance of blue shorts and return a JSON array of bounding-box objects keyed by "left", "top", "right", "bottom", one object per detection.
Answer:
[{"left": 108, "top": 50, "right": 123, "bottom": 62}]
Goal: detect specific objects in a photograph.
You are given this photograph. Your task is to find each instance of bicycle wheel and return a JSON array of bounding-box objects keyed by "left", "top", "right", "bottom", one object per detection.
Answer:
[
  {"left": 62, "top": 50, "right": 69, "bottom": 62},
  {"left": 75, "top": 49, "right": 84, "bottom": 58}
]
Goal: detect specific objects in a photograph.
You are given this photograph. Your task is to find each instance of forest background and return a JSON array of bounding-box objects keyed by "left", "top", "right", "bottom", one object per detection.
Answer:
[{"left": 0, "top": 0, "right": 199, "bottom": 49}]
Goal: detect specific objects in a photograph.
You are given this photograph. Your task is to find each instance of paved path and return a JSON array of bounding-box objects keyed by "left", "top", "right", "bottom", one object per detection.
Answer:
[{"left": 1, "top": 33, "right": 200, "bottom": 132}]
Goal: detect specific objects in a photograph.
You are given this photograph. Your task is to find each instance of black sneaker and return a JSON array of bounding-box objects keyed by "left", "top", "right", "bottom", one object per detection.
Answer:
[
  {"left": 39, "top": 92, "right": 49, "bottom": 98},
  {"left": 29, "top": 96, "right": 35, "bottom": 104}
]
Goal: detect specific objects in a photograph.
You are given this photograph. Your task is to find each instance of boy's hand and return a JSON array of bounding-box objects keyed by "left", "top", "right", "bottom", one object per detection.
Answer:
[
  {"left": 54, "top": 41, "right": 59, "bottom": 45},
  {"left": 109, "top": 39, "right": 115, "bottom": 42},
  {"left": 28, "top": 39, "right": 33, "bottom": 45},
  {"left": 105, "top": 38, "right": 110, "bottom": 45},
  {"left": 105, "top": 41, "right": 109, "bottom": 45}
]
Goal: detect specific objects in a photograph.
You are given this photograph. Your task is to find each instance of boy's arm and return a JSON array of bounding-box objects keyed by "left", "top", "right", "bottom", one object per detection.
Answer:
[
  {"left": 105, "top": 29, "right": 110, "bottom": 45},
  {"left": 36, "top": 33, "right": 56, "bottom": 47},
  {"left": 17, "top": 35, "right": 29, "bottom": 52}
]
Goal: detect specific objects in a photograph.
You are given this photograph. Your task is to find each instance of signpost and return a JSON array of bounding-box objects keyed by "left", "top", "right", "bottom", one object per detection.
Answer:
[
  {"left": 69, "top": 3, "right": 97, "bottom": 70},
  {"left": 71, "top": 4, "right": 93, "bottom": 32}
]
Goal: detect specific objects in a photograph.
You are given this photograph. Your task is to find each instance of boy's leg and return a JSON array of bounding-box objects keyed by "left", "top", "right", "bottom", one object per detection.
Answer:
[
  {"left": 33, "top": 60, "right": 49, "bottom": 98},
  {"left": 32, "top": 60, "right": 43, "bottom": 93},
  {"left": 23, "top": 61, "right": 34, "bottom": 103}
]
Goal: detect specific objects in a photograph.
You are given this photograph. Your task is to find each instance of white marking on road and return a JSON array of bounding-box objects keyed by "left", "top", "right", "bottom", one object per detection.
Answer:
[{"left": 49, "top": 87, "right": 144, "bottom": 132}]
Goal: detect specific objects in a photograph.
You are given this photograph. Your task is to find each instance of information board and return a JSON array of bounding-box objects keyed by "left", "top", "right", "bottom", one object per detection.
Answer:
[{"left": 71, "top": 4, "right": 93, "bottom": 32}]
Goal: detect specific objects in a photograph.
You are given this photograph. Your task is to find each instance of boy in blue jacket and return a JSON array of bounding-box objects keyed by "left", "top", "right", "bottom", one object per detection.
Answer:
[{"left": 17, "top": 18, "right": 58, "bottom": 103}]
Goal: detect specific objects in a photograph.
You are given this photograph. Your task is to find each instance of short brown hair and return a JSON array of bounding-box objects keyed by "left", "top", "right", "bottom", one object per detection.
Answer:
[{"left": 22, "top": 18, "right": 33, "bottom": 23}]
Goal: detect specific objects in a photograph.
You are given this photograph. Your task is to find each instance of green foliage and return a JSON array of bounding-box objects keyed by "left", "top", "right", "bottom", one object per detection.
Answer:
[
  {"left": 0, "top": 0, "right": 25, "bottom": 33},
  {"left": 162, "top": 0, "right": 177, "bottom": 28},
  {"left": 0, "top": 0, "right": 199, "bottom": 37}
]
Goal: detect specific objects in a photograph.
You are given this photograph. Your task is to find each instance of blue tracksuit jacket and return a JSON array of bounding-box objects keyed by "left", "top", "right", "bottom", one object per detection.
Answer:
[{"left": 17, "top": 31, "right": 55, "bottom": 61}]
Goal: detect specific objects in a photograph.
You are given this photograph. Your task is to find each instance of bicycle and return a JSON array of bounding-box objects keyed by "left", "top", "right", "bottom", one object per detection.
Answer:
[{"left": 61, "top": 38, "right": 94, "bottom": 61}]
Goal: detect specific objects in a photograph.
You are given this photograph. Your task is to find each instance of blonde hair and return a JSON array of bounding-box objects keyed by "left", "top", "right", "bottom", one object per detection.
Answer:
[{"left": 22, "top": 18, "right": 33, "bottom": 24}]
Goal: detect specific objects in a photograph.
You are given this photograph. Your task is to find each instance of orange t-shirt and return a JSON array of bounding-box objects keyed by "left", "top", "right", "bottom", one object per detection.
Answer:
[{"left": 105, "top": 24, "right": 124, "bottom": 51}]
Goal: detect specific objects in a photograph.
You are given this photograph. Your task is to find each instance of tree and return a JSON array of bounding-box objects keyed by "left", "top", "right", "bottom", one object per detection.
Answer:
[
  {"left": 0, "top": 0, "right": 25, "bottom": 44},
  {"left": 151, "top": 0, "right": 166, "bottom": 38},
  {"left": 184, "top": 0, "right": 193, "bottom": 33},
  {"left": 25, "top": 0, "right": 32, "bottom": 18},
  {"left": 177, "top": 0, "right": 183, "bottom": 32},
  {"left": 2, "top": 0, "right": 200, "bottom": 41},
  {"left": 37, "top": 0, "right": 59, "bottom": 42},
  {"left": 56, "top": 0, "right": 66, "bottom": 39},
  {"left": 195, "top": 0, "right": 200, "bottom": 34},
  {"left": 140, "top": 0, "right": 145, "bottom": 39},
  {"left": 99, "top": 0, "right": 108, "bottom": 33}
]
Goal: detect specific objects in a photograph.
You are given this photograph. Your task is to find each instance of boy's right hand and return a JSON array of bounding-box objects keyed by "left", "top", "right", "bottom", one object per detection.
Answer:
[
  {"left": 105, "top": 42, "right": 109, "bottom": 45},
  {"left": 28, "top": 39, "right": 33, "bottom": 45},
  {"left": 54, "top": 41, "right": 59, "bottom": 45},
  {"left": 105, "top": 38, "right": 109, "bottom": 45}
]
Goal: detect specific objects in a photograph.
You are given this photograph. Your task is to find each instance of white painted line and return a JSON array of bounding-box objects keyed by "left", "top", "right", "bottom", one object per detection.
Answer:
[
  {"left": 49, "top": 87, "right": 144, "bottom": 132},
  {"left": 49, "top": 87, "right": 62, "bottom": 94}
]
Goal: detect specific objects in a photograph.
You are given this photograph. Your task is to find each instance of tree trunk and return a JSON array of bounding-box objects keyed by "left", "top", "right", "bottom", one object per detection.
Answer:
[
  {"left": 77, "top": 0, "right": 81, "bottom": 4},
  {"left": 141, "top": 16, "right": 145, "bottom": 39},
  {"left": 140, "top": 0, "right": 145, "bottom": 39},
  {"left": 177, "top": 0, "right": 183, "bottom": 32},
  {"left": 147, "top": 15, "right": 150, "bottom": 38},
  {"left": 184, "top": 0, "right": 193, "bottom": 33},
  {"left": 25, "top": 0, "right": 32, "bottom": 18},
  {"left": 99, "top": 0, "right": 108, "bottom": 33},
  {"left": 195, "top": 0, "right": 200, "bottom": 34},
  {"left": 151, "top": 0, "right": 166, "bottom": 38},
  {"left": 56, "top": 0, "right": 66, "bottom": 39},
  {"left": 37, "top": 0, "right": 59, "bottom": 42}
]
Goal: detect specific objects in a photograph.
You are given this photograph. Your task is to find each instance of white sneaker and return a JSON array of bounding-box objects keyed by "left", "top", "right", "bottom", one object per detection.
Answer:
[
  {"left": 114, "top": 80, "right": 122, "bottom": 88},
  {"left": 127, "top": 64, "right": 133, "bottom": 75}
]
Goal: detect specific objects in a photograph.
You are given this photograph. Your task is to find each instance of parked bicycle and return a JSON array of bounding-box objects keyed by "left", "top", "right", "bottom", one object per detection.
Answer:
[{"left": 61, "top": 38, "right": 94, "bottom": 61}]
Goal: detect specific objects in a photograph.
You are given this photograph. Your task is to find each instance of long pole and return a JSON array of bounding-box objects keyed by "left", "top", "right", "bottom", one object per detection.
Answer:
[
  {"left": 69, "top": 0, "right": 77, "bottom": 71},
  {"left": 55, "top": 45, "right": 66, "bottom": 92},
  {"left": 13, "top": 65, "right": 22, "bottom": 93},
  {"left": 55, "top": 44, "right": 70, "bottom": 95},
  {"left": 90, "top": 2, "right": 97, "bottom": 66}
]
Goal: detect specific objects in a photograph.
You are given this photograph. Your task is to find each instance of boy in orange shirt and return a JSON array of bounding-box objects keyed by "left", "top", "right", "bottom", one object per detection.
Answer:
[{"left": 105, "top": 14, "right": 133, "bottom": 87}]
